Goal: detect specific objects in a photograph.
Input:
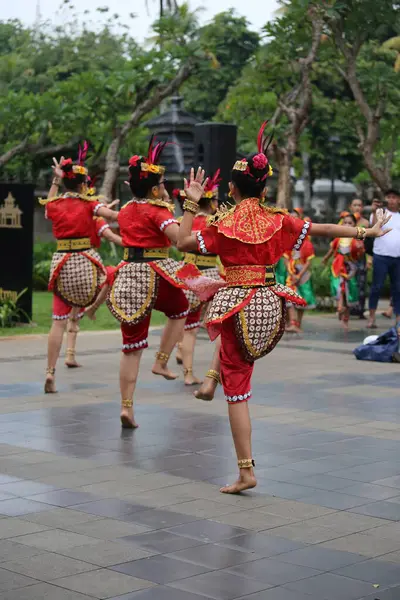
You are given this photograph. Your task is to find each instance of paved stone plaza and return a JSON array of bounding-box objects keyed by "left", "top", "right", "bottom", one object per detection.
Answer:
[{"left": 0, "top": 314, "right": 399, "bottom": 600}]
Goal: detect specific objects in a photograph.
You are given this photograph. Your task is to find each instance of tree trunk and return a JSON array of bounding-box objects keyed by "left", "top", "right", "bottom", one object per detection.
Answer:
[
  {"left": 276, "top": 153, "right": 292, "bottom": 209},
  {"left": 302, "top": 151, "right": 312, "bottom": 211},
  {"left": 100, "top": 137, "right": 122, "bottom": 200}
]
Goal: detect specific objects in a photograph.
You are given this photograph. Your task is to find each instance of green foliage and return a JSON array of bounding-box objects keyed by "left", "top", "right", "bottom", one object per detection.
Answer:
[
  {"left": 182, "top": 11, "right": 259, "bottom": 121},
  {"left": 0, "top": 288, "right": 30, "bottom": 327}
]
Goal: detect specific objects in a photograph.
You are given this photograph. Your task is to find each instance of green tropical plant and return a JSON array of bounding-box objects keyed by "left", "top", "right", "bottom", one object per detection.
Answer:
[{"left": 0, "top": 288, "right": 30, "bottom": 327}]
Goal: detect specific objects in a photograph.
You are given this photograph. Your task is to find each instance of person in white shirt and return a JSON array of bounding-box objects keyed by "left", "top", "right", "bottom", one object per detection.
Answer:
[{"left": 368, "top": 190, "right": 400, "bottom": 328}]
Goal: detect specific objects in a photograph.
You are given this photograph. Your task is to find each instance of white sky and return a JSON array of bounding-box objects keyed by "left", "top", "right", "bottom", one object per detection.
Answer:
[{"left": 2, "top": 0, "right": 280, "bottom": 41}]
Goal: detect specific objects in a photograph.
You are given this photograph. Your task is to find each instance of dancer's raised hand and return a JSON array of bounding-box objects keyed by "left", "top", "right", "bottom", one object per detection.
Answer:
[
  {"left": 52, "top": 156, "right": 65, "bottom": 179},
  {"left": 369, "top": 209, "right": 392, "bottom": 238},
  {"left": 184, "top": 167, "right": 208, "bottom": 204}
]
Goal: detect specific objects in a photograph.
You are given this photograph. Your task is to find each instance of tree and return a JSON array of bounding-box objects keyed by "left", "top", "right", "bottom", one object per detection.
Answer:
[
  {"left": 0, "top": 5, "right": 206, "bottom": 196},
  {"left": 182, "top": 11, "right": 259, "bottom": 121},
  {"left": 325, "top": 0, "right": 400, "bottom": 192}
]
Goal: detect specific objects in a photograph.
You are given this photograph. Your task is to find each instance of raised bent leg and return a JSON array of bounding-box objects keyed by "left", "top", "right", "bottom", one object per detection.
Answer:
[
  {"left": 85, "top": 284, "right": 109, "bottom": 321},
  {"left": 194, "top": 336, "right": 221, "bottom": 401}
]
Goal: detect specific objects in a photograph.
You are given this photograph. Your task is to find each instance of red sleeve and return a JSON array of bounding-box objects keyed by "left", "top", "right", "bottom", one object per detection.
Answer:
[
  {"left": 196, "top": 226, "right": 218, "bottom": 255},
  {"left": 150, "top": 207, "right": 179, "bottom": 232},
  {"left": 91, "top": 200, "right": 103, "bottom": 216},
  {"left": 331, "top": 238, "right": 339, "bottom": 251},
  {"left": 282, "top": 215, "right": 311, "bottom": 253},
  {"left": 95, "top": 217, "right": 109, "bottom": 237}
]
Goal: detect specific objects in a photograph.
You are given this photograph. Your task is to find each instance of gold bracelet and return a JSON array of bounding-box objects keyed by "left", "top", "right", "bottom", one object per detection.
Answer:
[
  {"left": 52, "top": 177, "right": 61, "bottom": 186},
  {"left": 183, "top": 200, "right": 199, "bottom": 215}
]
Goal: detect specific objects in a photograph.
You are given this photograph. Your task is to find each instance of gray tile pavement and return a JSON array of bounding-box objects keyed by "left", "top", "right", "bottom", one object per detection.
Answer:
[{"left": 0, "top": 318, "right": 399, "bottom": 599}]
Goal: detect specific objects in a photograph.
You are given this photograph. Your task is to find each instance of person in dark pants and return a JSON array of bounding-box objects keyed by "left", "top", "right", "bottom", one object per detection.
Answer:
[
  {"left": 368, "top": 190, "right": 400, "bottom": 328},
  {"left": 350, "top": 198, "right": 369, "bottom": 318}
]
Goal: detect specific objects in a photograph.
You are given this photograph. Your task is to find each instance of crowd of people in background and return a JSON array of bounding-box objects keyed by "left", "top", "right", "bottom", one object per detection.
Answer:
[{"left": 284, "top": 189, "right": 400, "bottom": 332}]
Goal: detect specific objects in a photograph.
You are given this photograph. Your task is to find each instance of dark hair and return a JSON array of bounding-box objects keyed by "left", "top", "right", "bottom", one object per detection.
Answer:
[
  {"left": 385, "top": 189, "right": 400, "bottom": 197},
  {"left": 199, "top": 197, "right": 215, "bottom": 210},
  {"left": 231, "top": 152, "right": 269, "bottom": 199},
  {"left": 61, "top": 161, "right": 87, "bottom": 192},
  {"left": 342, "top": 213, "right": 357, "bottom": 225},
  {"left": 129, "top": 158, "right": 162, "bottom": 198}
]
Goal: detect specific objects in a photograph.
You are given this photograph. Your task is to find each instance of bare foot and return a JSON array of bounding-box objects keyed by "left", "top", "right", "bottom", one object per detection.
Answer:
[
  {"left": 120, "top": 408, "right": 139, "bottom": 429},
  {"left": 194, "top": 377, "right": 217, "bottom": 401},
  {"left": 220, "top": 471, "right": 257, "bottom": 494},
  {"left": 184, "top": 371, "right": 203, "bottom": 386},
  {"left": 65, "top": 358, "right": 82, "bottom": 369},
  {"left": 366, "top": 320, "right": 377, "bottom": 329},
  {"left": 152, "top": 362, "right": 179, "bottom": 380},
  {"left": 44, "top": 374, "right": 57, "bottom": 394},
  {"left": 286, "top": 324, "right": 301, "bottom": 334},
  {"left": 85, "top": 306, "right": 97, "bottom": 321},
  {"left": 382, "top": 310, "right": 393, "bottom": 319}
]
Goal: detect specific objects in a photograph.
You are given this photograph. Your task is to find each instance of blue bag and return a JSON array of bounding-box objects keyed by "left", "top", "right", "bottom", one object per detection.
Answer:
[{"left": 354, "top": 327, "right": 399, "bottom": 363}]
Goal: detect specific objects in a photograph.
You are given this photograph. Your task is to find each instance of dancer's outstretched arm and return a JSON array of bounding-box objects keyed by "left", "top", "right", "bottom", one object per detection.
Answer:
[
  {"left": 311, "top": 216, "right": 390, "bottom": 239},
  {"left": 177, "top": 168, "right": 207, "bottom": 252}
]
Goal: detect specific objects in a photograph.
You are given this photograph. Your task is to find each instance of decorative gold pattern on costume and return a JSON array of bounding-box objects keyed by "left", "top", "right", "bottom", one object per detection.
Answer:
[
  {"left": 151, "top": 258, "right": 187, "bottom": 287},
  {"left": 120, "top": 198, "right": 175, "bottom": 214},
  {"left": 225, "top": 265, "right": 275, "bottom": 288},
  {"left": 210, "top": 198, "right": 286, "bottom": 244},
  {"left": 107, "top": 263, "right": 159, "bottom": 324},
  {"left": 51, "top": 249, "right": 106, "bottom": 308},
  {"left": 0, "top": 193, "right": 23, "bottom": 228},
  {"left": 205, "top": 287, "right": 254, "bottom": 324},
  {"left": 39, "top": 192, "right": 100, "bottom": 206},
  {"left": 234, "top": 288, "right": 285, "bottom": 361},
  {"left": 57, "top": 238, "right": 91, "bottom": 251}
]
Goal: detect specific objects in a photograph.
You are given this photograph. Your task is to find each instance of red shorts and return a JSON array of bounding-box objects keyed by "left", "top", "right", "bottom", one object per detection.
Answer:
[
  {"left": 184, "top": 306, "right": 202, "bottom": 330},
  {"left": 121, "top": 277, "right": 189, "bottom": 353},
  {"left": 220, "top": 317, "right": 253, "bottom": 404},
  {"left": 52, "top": 295, "right": 85, "bottom": 321}
]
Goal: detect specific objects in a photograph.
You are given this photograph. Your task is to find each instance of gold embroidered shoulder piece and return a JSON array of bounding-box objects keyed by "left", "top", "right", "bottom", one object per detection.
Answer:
[
  {"left": 213, "top": 197, "right": 286, "bottom": 244},
  {"left": 206, "top": 203, "right": 236, "bottom": 226},
  {"left": 147, "top": 199, "right": 175, "bottom": 214},
  {"left": 38, "top": 193, "right": 100, "bottom": 206}
]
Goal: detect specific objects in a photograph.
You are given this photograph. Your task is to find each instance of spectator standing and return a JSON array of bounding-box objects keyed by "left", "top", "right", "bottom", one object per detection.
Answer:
[
  {"left": 350, "top": 198, "right": 369, "bottom": 318},
  {"left": 368, "top": 190, "right": 400, "bottom": 328}
]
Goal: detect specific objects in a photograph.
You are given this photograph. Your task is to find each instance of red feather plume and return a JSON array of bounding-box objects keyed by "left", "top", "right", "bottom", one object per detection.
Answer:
[
  {"left": 78, "top": 140, "right": 89, "bottom": 166},
  {"left": 204, "top": 168, "right": 222, "bottom": 194},
  {"left": 256, "top": 121, "right": 274, "bottom": 154},
  {"left": 146, "top": 134, "right": 168, "bottom": 166}
]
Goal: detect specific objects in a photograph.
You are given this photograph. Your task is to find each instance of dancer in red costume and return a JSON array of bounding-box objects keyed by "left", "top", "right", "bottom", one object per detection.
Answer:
[
  {"left": 174, "top": 170, "right": 222, "bottom": 386},
  {"left": 178, "top": 122, "right": 391, "bottom": 494},
  {"left": 40, "top": 149, "right": 119, "bottom": 393},
  {"left": 106, "top": 138, "right": 189, "bottom": 429}
]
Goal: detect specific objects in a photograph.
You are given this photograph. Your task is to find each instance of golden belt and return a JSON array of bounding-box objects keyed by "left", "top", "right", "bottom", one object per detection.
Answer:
[
  {"left": 225, "top": 265, "right": 276, "bottom": 288},
  {"left": 57, "top": 237, "right": 91, "bottom": 251},
  {"left": 123, "top": 246, "right": 169, "bottom": 262},
  {"left": 184, "top": 253, "right": 217, "bottom": 268}
]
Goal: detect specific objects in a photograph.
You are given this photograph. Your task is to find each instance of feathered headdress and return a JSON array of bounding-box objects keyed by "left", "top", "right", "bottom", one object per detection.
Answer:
[
  {"left": 128, "top": 135, "right": 167, "bottom": 178},
  {"left": 60, "top": 141, "right": 89, "bottom": 179},
  {"left": 203, "top": 169, "right": 222, "bottom": 199},
  {"left": 233, "top": 121, "right": 274, "bottom": 180}
]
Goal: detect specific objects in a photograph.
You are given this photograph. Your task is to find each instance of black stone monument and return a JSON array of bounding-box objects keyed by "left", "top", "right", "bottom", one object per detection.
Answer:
[{"left": 0, "top": 183, "right": 34, "bottom": 322}]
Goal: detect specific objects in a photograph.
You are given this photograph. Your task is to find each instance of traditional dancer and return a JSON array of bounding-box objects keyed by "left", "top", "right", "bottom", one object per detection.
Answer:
[
  {"left": 322, "top": 212, "right": 365, "bottom": 330},
  {"left": 40, "top": 152, "right": 119, "bottom": 393},
  {"left": 177, "top": 122, "right": 390, "bottom": 494},
  {"left": 106, "top": 139, "right": 190, "bottom": 429},
  {"left": 64, "top": 214, "right": 123, "bottom": 368},
  {"left": 174, "top": 171, "right": 222, "bottom": 385},
  {"left": 285, "top": 212, "right": 316, "bottom": 333},
  {"left": 350, "top": 198, "right": 369, "bottom": 318}
]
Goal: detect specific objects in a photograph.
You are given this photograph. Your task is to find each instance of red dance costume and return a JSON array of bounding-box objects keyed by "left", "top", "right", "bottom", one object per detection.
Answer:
[
  {"left": 40, "top": 193, "right": 107, "bottom": 320},
  {"left": 106, "top": 198, "right": 189, "bottom": 352},
  {"left": 196, "top": 198, "right": 310, "bottom": 403},
  {"left": 183, "top": 213, "right": 222, "bottom": 330}
]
